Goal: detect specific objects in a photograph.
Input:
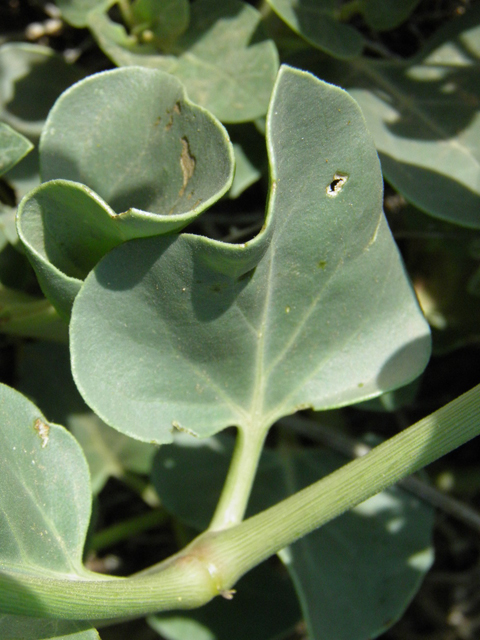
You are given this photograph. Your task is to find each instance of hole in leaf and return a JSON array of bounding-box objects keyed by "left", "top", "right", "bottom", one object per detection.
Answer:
[{"left": 326, "top": 172, "right": 348, "bottom": 198}]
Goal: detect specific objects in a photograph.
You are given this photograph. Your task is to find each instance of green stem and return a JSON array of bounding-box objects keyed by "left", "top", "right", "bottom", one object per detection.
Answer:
[
  {"left": 120, "top": 471, "right": 161, "bottom": 508},
  {"left": 117, "top": 0, "right": 135, "bottom": 29},
  {"left": 2, "top": 385, "right": 479, "bottom": 620},
  {"left": 204, "top": 384, "right": 480, "bottom": 587},
  {"left": 258, "top": 0, "right": 272, "bottom": 20},
  {"left": 208, "top": 426, "right": 268, "bottom": 531},
  {"left": 91, "top": 510, "right": 167, "bottom": 552}
]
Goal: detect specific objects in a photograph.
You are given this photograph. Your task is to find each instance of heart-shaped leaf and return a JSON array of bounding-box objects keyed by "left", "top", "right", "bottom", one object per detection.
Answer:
[
  {"left": 88, "top": 0, "right": 279, "bottom": 123},
  {"left": 70, "top": 65, "right": 431, "bottom": 444},
  {"left": 292, "top": 6, "right": 480, "bottom": 228},
  {"left": 0, "top": 123, "right": 33, "bottom": 176},
  {"left": 266, "top": 0, "right": 364, "bottom": 59},
  {"left": 17, "top": 66, "right": 234, "bottom": 318}
]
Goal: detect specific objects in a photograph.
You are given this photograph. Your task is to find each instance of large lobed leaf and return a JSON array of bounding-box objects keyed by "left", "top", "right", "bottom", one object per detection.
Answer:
[
  {"left": 17, "top": 66, "right": 234, "bottom": 319},
  {"left": 70, "top": 65, "right": 431, "bottom": 444}
]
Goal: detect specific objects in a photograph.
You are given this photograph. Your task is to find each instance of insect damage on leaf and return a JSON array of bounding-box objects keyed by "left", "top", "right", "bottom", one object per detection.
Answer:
[
  {"left": 179, "top": 137, "right": 195, "bottom": 198},
  {"left": 34, "top": 418, "right": 50, "bottom": 448},
  {"left": 165, "top": 101, "right": 181, "bottom": 131},
  {"left": 326, "top": 172, "right": 348, "bottom": 197}
]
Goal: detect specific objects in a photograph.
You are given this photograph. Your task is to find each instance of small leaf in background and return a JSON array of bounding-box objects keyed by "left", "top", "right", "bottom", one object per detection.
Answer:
[
  {"left": 293, "top": 6, "right": 480, "bottom": 228},
  {"left": 17, "top": 66, "right": 234, "bottom": 318},
  {"left": 151, "top": 435, "right": 434, "bottom": 640},
  {"left": 17, "top": 341, "right": 157, "bottom": 494},
  {"left": 54, "top": 0, "right": 115, "bottom": 27},
  {"left": 131, "top": 0, "right": 190, "bottom": 49},
  {"left": 69, "top": 413, "right": 158, "bottom": 495},
  {"left": 0, "top": 43, "right": 83, "bottom": 139},
  {"left": 403, "top": 207, "right": 480, "bottom": 352},
  {"left": 0, "top": 383, "right": 101, "bottom": 638},
  {"left": 70, "top": 65, "right": 430, "bottom": 444},
  {"left": 0, "top": 123, "right": 33, "bottom": 177},
  {"left": 88, "top": 0, "right": 279, "bottom": 123},
  {"left": 360, "top": 0, "right": 422, "bottom": 31},
  {"left": 266, "top": 0, "right": 364, "bottom": 59}
]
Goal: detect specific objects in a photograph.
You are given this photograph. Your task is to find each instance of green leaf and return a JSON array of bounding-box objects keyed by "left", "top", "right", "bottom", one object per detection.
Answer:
[
  {"left": 149, "top": 560, "right": 300, "bottom": 640},
  {"left": 55, "top": 0, "right": 115, "bottom": 27},
  {"left": 131, "top": 0, "right": 190, "bottom": 48},
  {"left": 0, "top": 43, "right": 83, "bottom": 139},
  {"left": 266, "top": 0, "right": 364, "bottom": 59},
  {"left": 0, "top": 286, "right": 67, "bottom": 342},
  {"left": 0, "top": 383, "right": 101, "bottom": 637},
  {"left": 0, "top": 123, "right": 33, "bottom": 176},
  {"left": 230, "top": 143, "right": 262, "bottom": 199},
  {"left": 228, "top": 123, "right": 266, "bottom": 199},
  {"left": 17, "top": 341, "right": 157, "bottom": 494},
  {"left": 293, "top": 6, "right": 480, "bottom": 227},
  {"left": 70, "top": 414, "right": 158, "bottom": 495},
  {"left": 151, "top": 435, "right": 434, "bottom": 640},
  {"left": 360, "top": 0, "right": 421, "bottom": 31},
  {"left": 0, "top": 616, "right": 99, "bottom": 640},
  {"left": 278, "top": 450, "right": 434, "bottom": 640},
  {"left": 3, "top": 146, "right": 41, "bottom": 202},
  {"left": 17, "top": 66, "right": 234, "bottom": 319},
  {"left": 70, "top": 65, "right": 430, "bottom": 444},
  {"left": 0, "top": 383, "right": 91, "bottom": 573},
  {"left": 88, "top": 0, "right": 279, "bottom": 123}
]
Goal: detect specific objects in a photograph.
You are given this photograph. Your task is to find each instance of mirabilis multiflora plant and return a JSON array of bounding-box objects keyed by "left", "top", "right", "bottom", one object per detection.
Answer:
[{"left": 1, "top": 57, "right": 480, "bottom": 640}]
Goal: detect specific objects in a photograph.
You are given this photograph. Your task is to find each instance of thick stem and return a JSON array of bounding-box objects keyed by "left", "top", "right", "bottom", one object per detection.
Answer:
[
  {"left": 117, "top": 0, "right": 135, "bottom": 28},
  {"left": 2, "top": 385, "right": 479, "bottom": 621},
  {"left": 208, "top": 426, "right": 269, "bottom": 530},
  {"left": 0, "top": 551, "right": 218, "bottom": 620},
  {"left": 202, "top": 384, "right": 480, "bottom": 588}
]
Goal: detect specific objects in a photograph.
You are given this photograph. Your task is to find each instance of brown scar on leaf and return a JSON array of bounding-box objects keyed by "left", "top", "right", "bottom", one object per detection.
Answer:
[
  {"left": 34, "top": 418, "right": 50, "bottom": 448},
  {"left": 165, "top": 101, "right": 182, "bottom": 131},
  {"left": 178, "top": 136, "right": 195, "bottom": 198},
  {"left": 171, "top": 420, "right": 198, "bottom": 437}
]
